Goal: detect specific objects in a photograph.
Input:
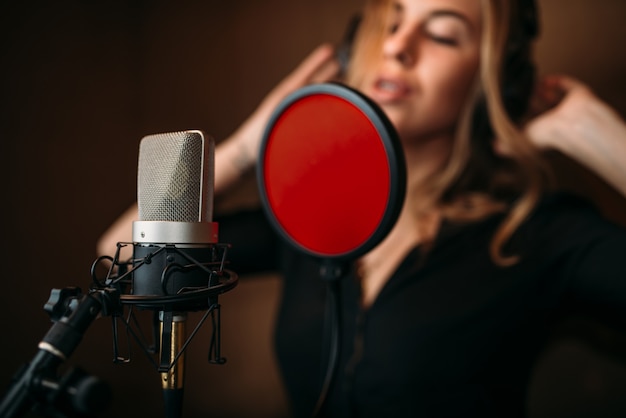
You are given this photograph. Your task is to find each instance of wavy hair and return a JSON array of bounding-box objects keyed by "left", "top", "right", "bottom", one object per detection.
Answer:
[{"left": 346, "top": 0, "right": 553, "bottom": 265}]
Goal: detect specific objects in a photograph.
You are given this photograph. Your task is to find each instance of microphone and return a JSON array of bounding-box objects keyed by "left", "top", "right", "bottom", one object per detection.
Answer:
[
  {"left": 0, "top": 130, "right": 237, "bottom": 418},
  {"left": 126, "top": 130, "right": 224, "bottom": 418}
]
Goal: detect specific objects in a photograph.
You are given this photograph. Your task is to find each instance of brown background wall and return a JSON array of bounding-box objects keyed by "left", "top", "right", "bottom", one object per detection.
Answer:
[{"left": 1, "top": 1, "right": 625, "bottom": 417}]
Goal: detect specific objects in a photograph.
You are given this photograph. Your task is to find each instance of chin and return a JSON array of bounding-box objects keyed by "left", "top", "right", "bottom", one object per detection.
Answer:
[
  {"left": 379, "top": 104, "right": 407, "bottom": 127},
  {"left": 383, "top": 109, "right": 452, "bottom": 143},
  {"left": 382, "top": 109, "right": 419, "bottom": 138}
]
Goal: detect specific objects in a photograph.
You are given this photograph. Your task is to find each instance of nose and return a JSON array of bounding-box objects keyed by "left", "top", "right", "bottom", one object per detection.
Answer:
[{"left": 382, "top": 27, "right": 417, "bottom": 67}]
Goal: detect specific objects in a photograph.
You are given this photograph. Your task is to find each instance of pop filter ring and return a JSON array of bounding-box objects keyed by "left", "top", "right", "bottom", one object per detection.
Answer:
[{"left": 257, "top": 82, "right": 406, "bottom": 264}]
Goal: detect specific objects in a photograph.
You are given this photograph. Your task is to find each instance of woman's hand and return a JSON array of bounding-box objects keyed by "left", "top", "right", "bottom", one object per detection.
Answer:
[
  {"left": 214, "top": 43, "right": 340, "bottom": 194},
  {"left": 257, "top": 43, "right": 341, "bottom": 125},
  {"left": 524, "top": 75, "right": 626, "bottom": 197},
  {"left": 524, "top": 75, "right": 598, "bottom": 149}
]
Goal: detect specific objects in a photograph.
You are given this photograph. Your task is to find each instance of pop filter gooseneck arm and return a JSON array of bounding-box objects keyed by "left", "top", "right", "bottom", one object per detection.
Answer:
[{"left": 257, "top": 82, "right": 406, "bottom": 416}]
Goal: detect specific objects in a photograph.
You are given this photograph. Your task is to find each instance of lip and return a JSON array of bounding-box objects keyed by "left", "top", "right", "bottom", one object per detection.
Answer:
[{"left": 368, "top": 76, "right": 412, "bottom": 104}]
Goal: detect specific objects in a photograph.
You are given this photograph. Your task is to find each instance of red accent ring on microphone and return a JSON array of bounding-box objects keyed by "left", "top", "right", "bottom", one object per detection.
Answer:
[{"left": 257, "top": 83, "right": 406, "bottom": 261}]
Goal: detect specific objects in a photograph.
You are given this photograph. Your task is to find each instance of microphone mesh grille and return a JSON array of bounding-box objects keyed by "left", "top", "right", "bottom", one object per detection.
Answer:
[{"left": 137, "top": 131, "right": 213, "bottom": 222}]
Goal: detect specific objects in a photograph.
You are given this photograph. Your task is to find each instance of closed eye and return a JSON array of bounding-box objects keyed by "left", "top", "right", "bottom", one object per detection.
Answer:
[{"left": 427, "top": 33, "right": 459, "bottom": 46}]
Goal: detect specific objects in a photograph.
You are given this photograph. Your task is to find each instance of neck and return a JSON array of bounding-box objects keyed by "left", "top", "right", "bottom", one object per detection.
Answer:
[
  {"left": 356, "top": 134, "right": 451, "bottom": 307},
  {"left": 400, "top": 132, "right": 453, "bottom": 214}
]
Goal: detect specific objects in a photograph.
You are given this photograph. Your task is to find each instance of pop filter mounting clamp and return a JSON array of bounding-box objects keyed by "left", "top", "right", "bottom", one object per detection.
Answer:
[{"left": 257, "top": 82, "right": 406, "bottom": 416}]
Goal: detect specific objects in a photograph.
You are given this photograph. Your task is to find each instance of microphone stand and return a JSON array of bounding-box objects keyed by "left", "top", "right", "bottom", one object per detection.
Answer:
[
  {"left": 0, "top": 287, "right": 118, "bottom": 418},
  {"left": 0, "top": 242, "right": 238, "bottom": 418}
]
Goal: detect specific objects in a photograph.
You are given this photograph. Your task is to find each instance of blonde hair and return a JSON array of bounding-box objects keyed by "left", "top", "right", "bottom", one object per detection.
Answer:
[{"left": 347, "top": 0, "right": 552, "bottom": 266}]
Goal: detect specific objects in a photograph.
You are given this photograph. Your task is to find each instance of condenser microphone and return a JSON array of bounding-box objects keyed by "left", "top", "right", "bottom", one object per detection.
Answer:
[
  {"left": 0, "top": 130, "right": 236, "bottom": 418},
  {"left": 129, "top": 130, "right": 218, "bottom": 418}
]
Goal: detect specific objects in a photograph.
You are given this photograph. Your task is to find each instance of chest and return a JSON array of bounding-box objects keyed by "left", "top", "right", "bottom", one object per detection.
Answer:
[
  {"left": 349, "top": 255, "right": 543, "bottom": 377},
  {"left": 276, "top": 228, "right": 566, "bottom": 416}
]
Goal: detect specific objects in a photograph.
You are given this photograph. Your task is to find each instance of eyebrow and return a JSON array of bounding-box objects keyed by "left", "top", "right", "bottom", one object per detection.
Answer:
[
  {"left": 392, "top": 2, "right": 475, "bottom": 31},
  {"left": 427, "top": 10, "right": 474, "bottom": 30}
]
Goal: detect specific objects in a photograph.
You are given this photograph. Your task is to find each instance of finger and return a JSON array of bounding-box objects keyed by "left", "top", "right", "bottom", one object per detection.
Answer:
[
  {"left": 526, "top": 77, "right": 557, "bottom": 117},
  {"left": 310, "top": 59, "right": 341, "bottom": 84},
  {"left": 547, "top": 74, "right": 581, "bottom": 91},
  {"left": 542, "top": 74, "right": 594, "bottom": 98},
  {"left": 531, "top": 75, "right": 567, "bottom": 111},
  {"left": 285, "top": 43, "right": 337, "bottom": 85}
]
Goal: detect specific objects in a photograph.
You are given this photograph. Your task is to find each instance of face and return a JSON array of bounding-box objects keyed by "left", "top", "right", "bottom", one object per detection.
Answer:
[{"left": 357, "top": 0, "right": 482, "bottom": 145}]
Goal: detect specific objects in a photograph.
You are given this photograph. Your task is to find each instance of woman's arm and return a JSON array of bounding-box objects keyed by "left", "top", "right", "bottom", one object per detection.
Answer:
[
  {"left": 524, "top": 75, "right": 626, "bottom": 197},
  {"left": 213, "top": 43, "right": 339, "bottom": 194},
  {"left": 96, "top": 44, "right": 340, "bottom": 257}
]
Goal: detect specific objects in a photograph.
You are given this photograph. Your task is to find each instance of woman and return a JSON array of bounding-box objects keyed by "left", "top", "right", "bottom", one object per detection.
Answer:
[{"left": 98, "top": 0, "right": 626, "bottom": 416}]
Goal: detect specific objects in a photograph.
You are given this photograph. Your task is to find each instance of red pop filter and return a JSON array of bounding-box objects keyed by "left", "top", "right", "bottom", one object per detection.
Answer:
[{"left": 258, "top": 83, "right": 406, "bottom": 262}]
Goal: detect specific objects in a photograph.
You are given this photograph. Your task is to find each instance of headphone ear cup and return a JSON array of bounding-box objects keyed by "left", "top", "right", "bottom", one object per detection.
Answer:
[
  {"left": 502, "top": 45, "right": 536, "bottom": 122},
  {"left": 336, "top": 14, "right": 362, "bottom": 77},
  {"left": 470, "top": 0, "right": 539, "bottom": 144},
  {"left": 501, "top": 0, "right": 539, "bottom": 122}
]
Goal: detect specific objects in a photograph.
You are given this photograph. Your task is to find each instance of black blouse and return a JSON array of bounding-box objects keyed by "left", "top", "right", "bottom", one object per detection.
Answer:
[{"left": 217, "top": 193, "right": 626, "bottom": 418}]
